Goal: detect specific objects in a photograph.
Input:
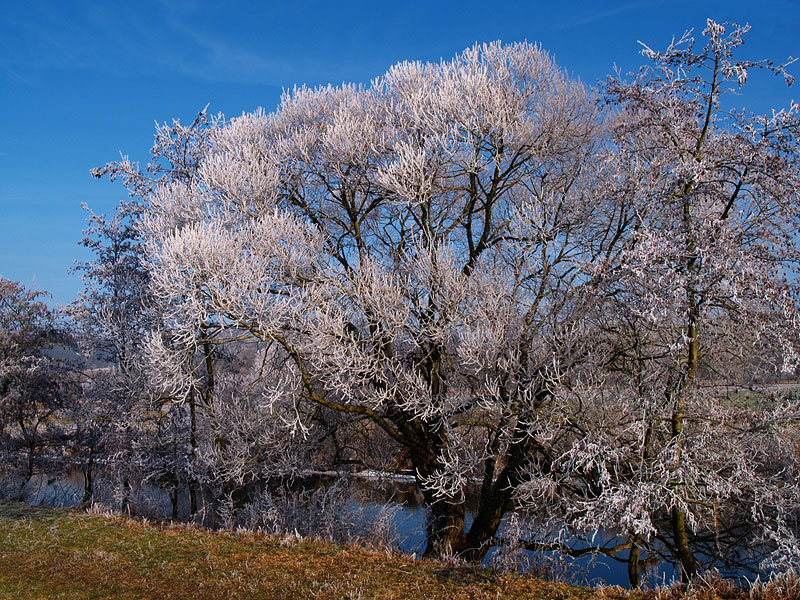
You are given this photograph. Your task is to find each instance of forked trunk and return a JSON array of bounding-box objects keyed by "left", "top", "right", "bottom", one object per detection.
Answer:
[{"left": 409, "top": 423, "right": 530, "bottom": 562}]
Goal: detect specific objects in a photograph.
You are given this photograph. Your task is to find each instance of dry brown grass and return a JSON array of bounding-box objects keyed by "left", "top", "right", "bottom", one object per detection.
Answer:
[{"left": 0, "top": 502, "right": 795, "bottom": 600}]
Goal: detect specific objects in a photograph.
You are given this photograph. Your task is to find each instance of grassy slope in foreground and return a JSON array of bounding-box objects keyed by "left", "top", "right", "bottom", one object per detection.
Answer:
[{"left": 0, "top": 501, "right": 733, "bottom": 600}]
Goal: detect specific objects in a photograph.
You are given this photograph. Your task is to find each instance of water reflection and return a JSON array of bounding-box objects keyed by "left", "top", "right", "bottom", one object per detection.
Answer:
[{"left": 16, "top": 469, "right": 755, "bottom": 589}]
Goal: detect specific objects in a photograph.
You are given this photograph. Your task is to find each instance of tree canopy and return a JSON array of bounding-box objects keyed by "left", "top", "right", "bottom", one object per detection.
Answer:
[
  {"left": 3, "top": 19, "right": 798, "bottom": 590},
  {"left": 135, "top": 22, "right": 800, "bottom": 578}
]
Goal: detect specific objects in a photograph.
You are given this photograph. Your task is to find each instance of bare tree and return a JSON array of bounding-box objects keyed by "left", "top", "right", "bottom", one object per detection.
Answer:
[{"left": 0, "top": 279, "right": 75, "bottom": 499}]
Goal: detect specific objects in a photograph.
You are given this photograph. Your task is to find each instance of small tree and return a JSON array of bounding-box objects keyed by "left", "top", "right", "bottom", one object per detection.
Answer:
[{"left": 0, "top": 279, "right": 74, "bottom": 498}]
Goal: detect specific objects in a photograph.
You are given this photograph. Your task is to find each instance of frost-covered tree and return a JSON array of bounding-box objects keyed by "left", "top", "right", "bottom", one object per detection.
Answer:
[
  {"left": 532, "top": 20, "right": 800, "bottom": 586},
  {"left": 71, "top": 203, "right": 149, "bottom": 370},
  {"left": 68, "top": 200, "right": 151, "bottom": 506},
  {"left": 105, "top": 25, "right": 800, "bottom": 581},
  {"left": 610, "top": 19, "right": 798, "bottom": 582},
  {"left": 142, "top": 42, "right": 625, "bottom": 560},
  {"left": 85, "top": 109, "right": 220, "bottom": 514}
]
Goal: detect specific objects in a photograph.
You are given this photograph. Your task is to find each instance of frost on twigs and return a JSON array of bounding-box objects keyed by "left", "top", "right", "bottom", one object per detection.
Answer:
[{"left": 68, "top": 25, "right": 800, "bottom": 587}]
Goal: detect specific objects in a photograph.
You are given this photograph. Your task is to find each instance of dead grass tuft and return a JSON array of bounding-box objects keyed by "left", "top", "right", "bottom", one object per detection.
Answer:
[{"left": 749, "top": 570, "right": 800, "bottom": 600}]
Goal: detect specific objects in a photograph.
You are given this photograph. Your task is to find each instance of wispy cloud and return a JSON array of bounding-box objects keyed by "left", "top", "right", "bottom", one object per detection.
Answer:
[
  {"left": 0, "top": 1, "right": 305, "bottom": 86},
  {"left": 534, "top": 0, "right": 678, "bottom": 32},
  {"left": 160, "top": 17, "right": 297, "bottom": 85}
]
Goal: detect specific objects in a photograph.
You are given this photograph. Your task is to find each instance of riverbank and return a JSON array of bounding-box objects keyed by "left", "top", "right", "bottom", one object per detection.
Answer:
[{"left": 0, "top": 502, "right": 791, "bottom": 599}]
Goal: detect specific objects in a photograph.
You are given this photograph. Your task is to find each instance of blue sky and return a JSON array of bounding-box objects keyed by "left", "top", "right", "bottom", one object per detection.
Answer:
[{"left": 1, "top": 0, "right": 798, "bottom": 307}]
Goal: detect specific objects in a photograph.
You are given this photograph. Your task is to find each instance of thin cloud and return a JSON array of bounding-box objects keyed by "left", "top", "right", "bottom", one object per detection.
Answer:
[
  {"left": 539, "top": 0, "right": 678, "bottom": 32},
  {"left": 0, "top": 2, "right": 286, "bottom": 86},
  {"left": 162, "top": 18, "right": 298, "bottom": 85}
]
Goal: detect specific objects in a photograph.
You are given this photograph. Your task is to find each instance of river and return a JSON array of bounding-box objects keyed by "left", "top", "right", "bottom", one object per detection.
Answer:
[{"left": 19, "top": 469, "right": 759, "bottom": 588}]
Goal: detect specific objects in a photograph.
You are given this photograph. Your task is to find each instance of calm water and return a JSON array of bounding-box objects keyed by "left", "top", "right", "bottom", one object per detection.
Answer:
[{"left": 19, "top": 470, "right": 745, "bottom": 588}]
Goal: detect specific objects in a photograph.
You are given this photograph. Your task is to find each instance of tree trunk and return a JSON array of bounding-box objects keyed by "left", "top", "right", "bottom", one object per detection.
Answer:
[
  {"left": 628, "top": 533, "right": 642, "bottom": 589},
  {"left": 672, "top": 505, "right": 698, "bottom": 581},
  {"left": 82, "top": 455, "right": 95, "bottom": 504},
  {"left": 424, "top": 499, "right": 467, "bottom": 558},
  {"left": 404, "top": 430, "right": 469, "bottom": 559},
  {"left": 121, "top": 476, "right": 131, "bottom": 514},
  {"left": 670, "top": 395, "right": 698, "bottom": 581},
  {"left": 670, "top": 348, "right": 698, "bottom": 581},
  {"left": 462, "top": 413, "right": 545, "bottom": 563},
  {"left": 171, "top": 486, "right": 179, "bottom": 520},
  {"left": 188, "top": 387, "right": 198, "bottom": 516},
  {"left": 409, "top": 416, "right": 539, "bottom": 562},
  {"left": 462, "top": 465, "right": 516, "bottom": 562},
  {"left": 22, "top": 436, "right": 36, "bottom": 497},
  {"left": 668, "top": 192, "right": 700, "bottom": 582}
]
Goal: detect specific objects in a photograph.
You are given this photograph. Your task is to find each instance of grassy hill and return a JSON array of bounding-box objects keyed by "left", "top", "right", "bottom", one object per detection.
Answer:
[{"left": 0, "top": 501, "right": 789, "bottom": 599}]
